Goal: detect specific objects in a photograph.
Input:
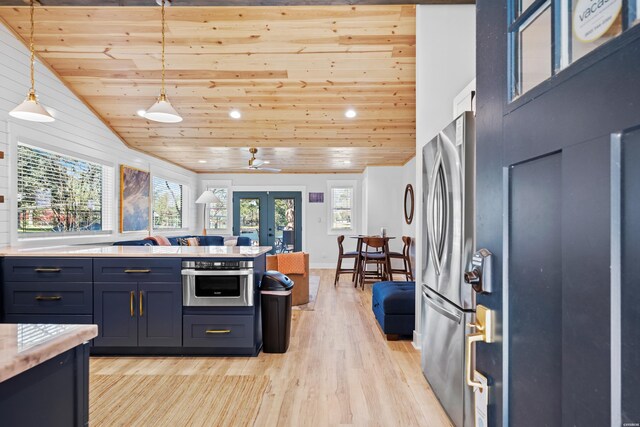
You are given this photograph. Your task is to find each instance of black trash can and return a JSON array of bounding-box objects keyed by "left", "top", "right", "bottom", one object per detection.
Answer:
[{"left": 261, "top": 271, "right": 294, "bottom": 353}]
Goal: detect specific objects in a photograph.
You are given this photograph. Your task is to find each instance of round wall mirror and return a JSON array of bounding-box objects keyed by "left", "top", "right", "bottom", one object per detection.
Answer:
[{"left": 404, "top": 184, "right": 414, "bottom": 225}]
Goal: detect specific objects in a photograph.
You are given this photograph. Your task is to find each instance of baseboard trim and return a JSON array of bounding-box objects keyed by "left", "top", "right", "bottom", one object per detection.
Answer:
[{"left": 412, "top": 330, "right": 421, "bottom": 350}]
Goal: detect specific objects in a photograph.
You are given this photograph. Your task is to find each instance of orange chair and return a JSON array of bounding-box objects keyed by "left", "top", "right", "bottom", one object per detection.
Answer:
[{"left": 266, "top": 252, "right": 309, "bottom": 306}]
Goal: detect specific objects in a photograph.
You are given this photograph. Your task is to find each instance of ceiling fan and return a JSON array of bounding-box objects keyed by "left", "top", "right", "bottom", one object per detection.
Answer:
[{"left": 245, "top": 147, "right": 281, "bottom": 173}]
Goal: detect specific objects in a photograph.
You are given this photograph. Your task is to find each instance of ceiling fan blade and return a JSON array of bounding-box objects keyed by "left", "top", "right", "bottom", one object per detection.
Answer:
[{"left": 257, "top": 167, "right": 281, "bottom": 173}]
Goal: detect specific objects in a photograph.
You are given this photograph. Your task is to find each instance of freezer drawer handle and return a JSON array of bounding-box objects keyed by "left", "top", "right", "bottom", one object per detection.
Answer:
[{"left": 423, "top": 290, "right": 461, "bottom": 323}]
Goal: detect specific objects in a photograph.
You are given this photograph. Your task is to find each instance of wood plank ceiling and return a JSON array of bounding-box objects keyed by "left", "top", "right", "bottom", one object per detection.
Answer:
[{"left": 0, "top": 5, "right": 416, "bottom": 173}]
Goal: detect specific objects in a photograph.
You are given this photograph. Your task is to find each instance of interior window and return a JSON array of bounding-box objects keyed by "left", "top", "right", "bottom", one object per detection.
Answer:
[
  {"left": 331, "top": 187, "right": 354, "bottom": 230},
  {"left": 17, "top": 143, "right": 113, "bottom": 236},
  {"left": 207, "top": 187, "right": 228, "bottom": 231},
  {"left": 152, "top": 177, "right": 183, "bottom": 229}
]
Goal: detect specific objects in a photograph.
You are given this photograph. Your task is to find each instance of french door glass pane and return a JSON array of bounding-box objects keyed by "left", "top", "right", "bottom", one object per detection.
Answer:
[
  {"left": 274, "top": 198, "right": 296, "bottom": 253},
  {"left": 571, "top": 0, "right": 623, "bottom": 63},
  {"left": 519, "top": 7, "right": 552, "bottom": 95},
  {"left": 239, "top": 198, "right": 260, "bottom": 245}
]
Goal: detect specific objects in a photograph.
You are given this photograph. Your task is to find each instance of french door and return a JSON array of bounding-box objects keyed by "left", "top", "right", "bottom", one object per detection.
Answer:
[{"left": 232, "top": 192, "right": 302, "bottom": 254}]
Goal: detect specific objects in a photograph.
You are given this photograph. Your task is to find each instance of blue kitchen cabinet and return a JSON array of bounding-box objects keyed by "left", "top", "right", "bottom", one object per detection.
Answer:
[
  {"left": 138, "top": 282, "right": 182, "bottom": 347},
  {"left": 3, "top": 257, "right": 93, "bottom": 325},
  {"left": 93, "top": 281, "right": 182, "bottom": 348},
  {"left": 93, "top": 282, "right": 138, "bottom": 347}
]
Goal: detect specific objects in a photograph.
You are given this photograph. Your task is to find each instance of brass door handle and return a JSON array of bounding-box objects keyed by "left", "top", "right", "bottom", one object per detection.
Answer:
[
  {"left": 465, "top": 305, "right": 494, "bottom": 391},
  {"left": 465, "top": 331, "right": 485, "bottom": 389},
  {"left": 130, "top": 291, "right": 135, "bottom": 317},
  {"left": 205, "top": 329, "right": 231, "bottom": 334},
  {"left": 35, "top": 295, "right": 62, "bottom": 301},
  {"left": 124, "top": 269, "right": 151, "bottom": 274},
  {"left": 34, "top": 268, "right": 61, "bottom": 273},
  {"left": 139, "top": 291, "right": 143, "bottom": 317}
]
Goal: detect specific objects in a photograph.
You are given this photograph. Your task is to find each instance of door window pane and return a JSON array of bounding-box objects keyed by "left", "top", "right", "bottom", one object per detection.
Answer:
[
  {"left": 274, "top": 198, "right": 296, "bottom": 253},
  {"left": 519, "top": 0, "right": 537, "bottom": 15},
  {"left": 239, "top": 198, "right": 260, "bottom": 245},
  {"left": 571, "top": 0, "right": 623, "bottom": 62},
  {"left": 519, "top": 7, "right": 552, "bottom": 96}
]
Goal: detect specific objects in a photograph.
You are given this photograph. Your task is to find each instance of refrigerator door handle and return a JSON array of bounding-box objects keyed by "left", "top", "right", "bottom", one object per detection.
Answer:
[
  {"left": 423, "top": 290, "right": 461, "bottom": 324},
  {"left": 426, "top": 153, "right": 442, "bottom": 276}
]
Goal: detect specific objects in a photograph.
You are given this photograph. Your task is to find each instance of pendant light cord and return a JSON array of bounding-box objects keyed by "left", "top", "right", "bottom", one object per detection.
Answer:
[
  {"left": 29, "top": 0, "right": 35, "bottom": 95},
  {"left": 161, "top": 0, "right": 166, "bottom": 97}
]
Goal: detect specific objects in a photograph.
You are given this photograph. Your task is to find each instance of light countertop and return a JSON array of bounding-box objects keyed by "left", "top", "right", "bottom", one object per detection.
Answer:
[
  {"left": 0, "top": 245, "right": 273, "bottom": 258},
  {"left": 0, "top": 324, "right": 98, "bottom": 383}
]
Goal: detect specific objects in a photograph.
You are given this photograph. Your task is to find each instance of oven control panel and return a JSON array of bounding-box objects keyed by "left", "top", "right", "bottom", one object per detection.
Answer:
[{"left": 182, "top": 260, "right": 253, "bottom": 270}]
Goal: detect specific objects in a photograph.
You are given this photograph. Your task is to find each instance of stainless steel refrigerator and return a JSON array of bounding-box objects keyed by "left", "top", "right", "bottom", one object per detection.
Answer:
[{"left": 421, "top": 111, "right": 475, "bottom": 427}]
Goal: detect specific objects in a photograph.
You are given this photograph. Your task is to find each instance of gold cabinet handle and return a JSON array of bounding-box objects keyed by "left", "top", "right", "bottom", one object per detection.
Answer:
[
  {"left": 35, "top": 295, "right": 62, "bottom": 301},
  {"left": 34, "top": 268, "right": 61, "bottom": 273},
  {"left": 130, "top": 291, "right": 135, "bottom": 317},
  {"left": 139, "top": 291, "right": 143, "bottom": 317},
  {"left": 205, "top": 329, "right": 231, "bottom": 334},
  {"left": 124, "top": 269, "right": 151, "bottom": 274}
]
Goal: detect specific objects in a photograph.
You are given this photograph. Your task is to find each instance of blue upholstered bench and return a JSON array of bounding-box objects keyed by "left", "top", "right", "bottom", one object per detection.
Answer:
[{"left": 372, "top": 281, "right": 415, "bottom": 340}]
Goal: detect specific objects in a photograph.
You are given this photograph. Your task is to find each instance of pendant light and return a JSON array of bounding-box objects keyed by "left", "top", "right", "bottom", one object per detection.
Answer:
[
  {"left": 144, "top": 0, "right": 182, "bottom": 123},
  {"left": 9, "top": 0, "right": 54, "bottom": 123}
]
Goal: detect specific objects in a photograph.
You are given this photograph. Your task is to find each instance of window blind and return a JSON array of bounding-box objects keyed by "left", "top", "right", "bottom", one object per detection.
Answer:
[
  {"left": 17, "top": 143, "right": 111, "bottom": 235},
  {"left": 153, "top": 177, "right": 183, "bottom": 229},
  {"left": 331, "top": 187, "right": 353, "bottom": 229}
]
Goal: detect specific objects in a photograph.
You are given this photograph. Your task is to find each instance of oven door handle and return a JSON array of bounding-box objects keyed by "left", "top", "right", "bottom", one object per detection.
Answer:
[{"left": 181, "top": 269, "right": 254, "bottom": 276}]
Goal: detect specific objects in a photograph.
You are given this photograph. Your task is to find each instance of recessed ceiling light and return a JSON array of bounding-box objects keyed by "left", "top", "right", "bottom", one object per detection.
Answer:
[
  {"left": 345, "top": 109, "right": 357, "bottom": 119},
  {"left": 263, "top": 160, "right": 270, "bottom": 164},
  {"left": 137, "top": 109, "right": 146, "bottom": 117},
  {"left": 344, "top": 160, "right": 352, "bottom": 164},
  {"left": 198, "top": 160, "right": 207, "bottom": 164},
  {"left": 229, "top": 110, "right": 242, "bottom": 119}
]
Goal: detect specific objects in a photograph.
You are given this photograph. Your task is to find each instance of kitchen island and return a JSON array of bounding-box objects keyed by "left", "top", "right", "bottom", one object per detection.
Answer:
[
  {"left": 0, "top": 323, "right": 97, "bottom": 427},
  {"left": 0, "top": 246, "right": 272, "bottom": 357}
]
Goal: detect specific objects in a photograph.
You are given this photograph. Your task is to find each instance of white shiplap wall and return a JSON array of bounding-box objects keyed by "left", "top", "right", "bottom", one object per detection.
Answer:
[{"left": 0, "top": 24, "right": 198, "bottom": 248}]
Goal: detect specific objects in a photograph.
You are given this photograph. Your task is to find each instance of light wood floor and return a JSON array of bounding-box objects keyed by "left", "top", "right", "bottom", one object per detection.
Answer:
[{"left": 90, "top": 269, "right": 452, "bottom": 427}]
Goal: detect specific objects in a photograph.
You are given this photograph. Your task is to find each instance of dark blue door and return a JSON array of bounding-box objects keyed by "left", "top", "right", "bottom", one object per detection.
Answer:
[
  {"left": 93, "top": 282, "right": 137, "bottom": 347},
  {"left": 138, "top": 282, "right": 182, "bottom": 347},
  {"left": 477, "top": 1, "right": 640, "bottom": 425}
]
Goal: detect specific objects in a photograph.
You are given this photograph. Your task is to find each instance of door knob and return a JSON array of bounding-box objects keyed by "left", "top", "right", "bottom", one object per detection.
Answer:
[{"left": 465, "top": 305, "right": 494, "bottom": 391}]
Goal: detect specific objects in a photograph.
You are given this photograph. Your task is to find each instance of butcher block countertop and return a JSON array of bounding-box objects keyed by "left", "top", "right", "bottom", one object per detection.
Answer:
[
  {"left": 0, "top": 324, "right": 97, "bottom": 383},
  {"left": 0, "top": 245, "right": 273, "bottom": 258}
]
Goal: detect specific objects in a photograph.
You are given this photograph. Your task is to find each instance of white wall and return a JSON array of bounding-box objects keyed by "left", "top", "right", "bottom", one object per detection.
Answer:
[
  {"left": 198, "top": 173, "right": 363, "bottom": 268},
  {"left": 361, "top": 165, "right": 406, "bottom": 253},
  {"left": 414, "top": 4, "right": 476, "bottom": 346},
  {"left": 0, "top": 24, "right": 197, "bottom": 248}
]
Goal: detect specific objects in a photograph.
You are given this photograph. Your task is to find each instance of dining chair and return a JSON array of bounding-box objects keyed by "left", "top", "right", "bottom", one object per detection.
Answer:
[
  {"left": 334, "top": 235, "right": 359, "bottom": 286},
  {"left": 387, "top": 236, "right": 414, "bottom": 281},
  {"left": 359, "top": 236, "right": 389, "bottom": 289}
]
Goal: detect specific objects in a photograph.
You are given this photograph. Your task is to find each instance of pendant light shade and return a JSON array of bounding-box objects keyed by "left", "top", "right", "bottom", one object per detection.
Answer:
[
  {"left": 10, "top": 90, "right": 54, "bottom": 123},
  {"left": 144, "top": 93, "right": 182, "bottom": 123},
  {"left": 10, "top": 0, "right": 54, "bottom": 123},
  {"left": 143, "top": 0, "right": 182, "bottom": 123}
]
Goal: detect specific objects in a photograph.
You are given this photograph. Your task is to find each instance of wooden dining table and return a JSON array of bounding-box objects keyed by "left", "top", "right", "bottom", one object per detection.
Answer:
[{"left": 349, "top": 235, "right": 395, "bottom": 287}]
